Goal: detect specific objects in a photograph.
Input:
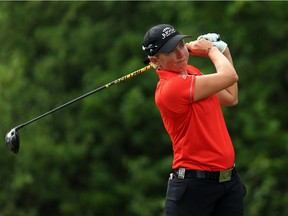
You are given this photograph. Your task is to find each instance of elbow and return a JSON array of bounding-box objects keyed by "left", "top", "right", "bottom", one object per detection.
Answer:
[
  {"left": 230, "top": 98, "right": 238, "bottom": 106},
  {"left": 231, "top": 70, "right": 239, "bottom": 83},
  {"left": 228, "top": 94, "right": 239, "bottom": 106},
  {"left": 227, "top": 71, "right": 238, "bottom": 87},
  {"left": 222, "top": 98, "right": 238, "bottom": 107},
  {"left": 234, "top": 73, "right": 239, "bottom": 82},
  {"left": 234, "top": 73, "right": 239, "bottom": 83},
  {"left": 219, "top": 66, "right": 239, "bottom": 85}
]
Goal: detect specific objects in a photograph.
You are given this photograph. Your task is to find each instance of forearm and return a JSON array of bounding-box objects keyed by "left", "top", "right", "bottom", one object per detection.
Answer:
[
  {"left": 208, "top": 47, "right": 238, "bottom": 85},
  {"left": 221, "top": 47, "right": 238, "bottom": 105},
  {"left": 223, "top": 47, "right": 233, "bottom": 65}
]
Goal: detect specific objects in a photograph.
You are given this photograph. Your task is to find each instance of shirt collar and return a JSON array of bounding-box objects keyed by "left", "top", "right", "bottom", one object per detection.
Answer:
[{"left": 156, "top": 69, "right": 182, "bottom": 80}]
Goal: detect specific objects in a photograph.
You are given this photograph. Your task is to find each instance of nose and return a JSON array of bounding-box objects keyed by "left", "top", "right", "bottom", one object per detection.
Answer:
[{"left": 174, "top": 47, "right": 184, "bottom": 58}]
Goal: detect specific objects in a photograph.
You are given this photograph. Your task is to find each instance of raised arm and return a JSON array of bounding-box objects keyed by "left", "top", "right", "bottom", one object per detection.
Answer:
[
  {"left": 216, "top": 47, "right": 238, "bottom": 106},
  {"left": 186, "top": 39, "right": 238, "bottom": 103}
]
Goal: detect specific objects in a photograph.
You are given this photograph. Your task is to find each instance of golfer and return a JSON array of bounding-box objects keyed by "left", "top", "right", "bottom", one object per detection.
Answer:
[{"left": 142, "top": 24, "right": 246, "bottom": 216}]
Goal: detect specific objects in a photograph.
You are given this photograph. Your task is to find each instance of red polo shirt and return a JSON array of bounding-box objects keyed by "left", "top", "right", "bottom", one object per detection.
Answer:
[{"left": 155, "top": 65, "right": 235, "bottom": 171}]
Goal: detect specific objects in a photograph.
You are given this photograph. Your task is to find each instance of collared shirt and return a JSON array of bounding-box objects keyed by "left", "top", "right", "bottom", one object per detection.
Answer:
[{"left": 155, "top": 65, "right": 235, "bottom": 171}]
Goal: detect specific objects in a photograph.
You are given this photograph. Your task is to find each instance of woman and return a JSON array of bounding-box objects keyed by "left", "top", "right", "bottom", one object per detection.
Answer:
[{"left": 142, "top": 24, "right": 246, "bottom": 216}]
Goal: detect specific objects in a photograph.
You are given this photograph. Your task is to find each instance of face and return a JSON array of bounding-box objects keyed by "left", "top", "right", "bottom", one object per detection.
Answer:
[{"left": 151, "top": 40, "right": 189, "bottom": 73}]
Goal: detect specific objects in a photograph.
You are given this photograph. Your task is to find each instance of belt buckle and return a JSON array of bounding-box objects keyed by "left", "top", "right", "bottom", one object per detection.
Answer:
[
  {"left": 178, "top": 168, "right": 186, "bottom": 179},
  {"left": 219, "top": 168, "right": 232, "bottom": 182}
]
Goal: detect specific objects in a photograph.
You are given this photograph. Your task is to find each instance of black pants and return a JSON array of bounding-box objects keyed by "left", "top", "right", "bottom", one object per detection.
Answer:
[{"left": 165, "top": 173, "right": 246, "bottom": 216}]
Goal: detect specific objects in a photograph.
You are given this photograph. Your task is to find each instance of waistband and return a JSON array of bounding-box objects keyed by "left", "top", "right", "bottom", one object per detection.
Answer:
[{"left": 173, "top": 166, "right": 237, "bottom": 183}]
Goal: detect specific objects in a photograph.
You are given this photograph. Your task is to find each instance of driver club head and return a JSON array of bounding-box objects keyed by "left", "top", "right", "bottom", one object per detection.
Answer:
[{"left": 5, "top": 128, "right": 20, "bottom": 154}]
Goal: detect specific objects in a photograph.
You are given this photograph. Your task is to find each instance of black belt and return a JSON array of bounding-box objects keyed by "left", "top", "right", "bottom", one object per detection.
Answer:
[{"left": 173, "top": 166, "right": 237, "bottom": 182}]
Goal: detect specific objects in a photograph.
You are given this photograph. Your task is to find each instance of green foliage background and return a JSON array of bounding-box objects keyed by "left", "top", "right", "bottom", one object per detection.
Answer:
[{"left": 0, "top": 1, "right": 287, "bottom": 216}]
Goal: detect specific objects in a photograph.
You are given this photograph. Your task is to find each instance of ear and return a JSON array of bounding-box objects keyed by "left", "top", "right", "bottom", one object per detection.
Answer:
[{"left": 149, "top": 56, "right": 159, "bottom": 66}]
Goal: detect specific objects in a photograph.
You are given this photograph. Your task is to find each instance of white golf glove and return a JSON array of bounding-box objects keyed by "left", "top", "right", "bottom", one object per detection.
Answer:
[{"left": 197, "top": 33, "right": 227, "bottom": 53}]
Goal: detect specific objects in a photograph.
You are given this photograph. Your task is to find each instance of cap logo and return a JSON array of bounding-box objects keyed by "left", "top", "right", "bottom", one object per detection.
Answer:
[{"left": 162, "top": 27, "right": 176, "bottom": 39}]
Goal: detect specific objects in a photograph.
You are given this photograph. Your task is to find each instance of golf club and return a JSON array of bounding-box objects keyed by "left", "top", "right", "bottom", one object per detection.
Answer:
[{"left": 5, "top": 65, "right": 152, "bottom": 154}]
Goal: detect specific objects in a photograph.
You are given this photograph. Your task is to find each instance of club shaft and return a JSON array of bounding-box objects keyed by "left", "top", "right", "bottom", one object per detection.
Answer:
[{"left": 15, "top": 65, "right": 152, "bottom": 130}]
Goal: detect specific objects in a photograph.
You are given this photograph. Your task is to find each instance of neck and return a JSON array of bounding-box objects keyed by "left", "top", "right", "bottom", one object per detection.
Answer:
[{"left": 158, "top": 67, "right": 187, "bottom": 75}]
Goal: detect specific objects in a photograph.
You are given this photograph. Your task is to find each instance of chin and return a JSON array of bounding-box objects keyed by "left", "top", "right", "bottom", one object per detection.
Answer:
[{"left": 179, "top": 63, "right": 188, "bottom": 70}]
